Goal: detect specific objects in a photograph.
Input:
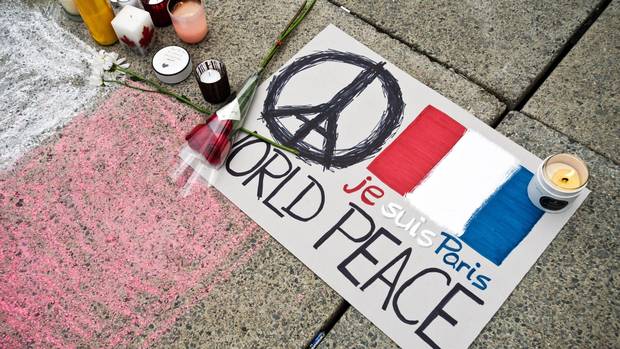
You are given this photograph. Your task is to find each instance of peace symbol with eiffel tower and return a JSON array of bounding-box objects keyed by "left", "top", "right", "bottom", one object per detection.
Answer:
[{"left": 261, "top": 50, "right": 405, "bottom": 169}]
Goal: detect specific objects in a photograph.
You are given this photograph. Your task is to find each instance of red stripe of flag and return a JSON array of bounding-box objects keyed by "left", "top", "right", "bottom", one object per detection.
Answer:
[{"left": 368, "top": 105, "right": 466, "bottom": 195}]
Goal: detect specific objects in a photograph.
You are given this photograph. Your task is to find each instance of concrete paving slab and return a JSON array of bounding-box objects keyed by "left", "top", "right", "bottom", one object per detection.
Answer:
[
  {"left": 2, "top": 0, "right": 504, "bottom": 347},
  {"left": 331, "top": 0, "right": 601, "bottom": 105},
  {"left": 523, "top": 1, "right": 619, "bottom": 164},
  {"left": 322, "top": 111, "right": 619, "bottom": 348},
  {"left": 321, "top": 307, "right": 398, "bottom": 349},
  {"left": 41, "top": 0, "right": 505, "bottom": 125},
  {"left": 154, "top": 237, "right": 339, "bottom": 348}
]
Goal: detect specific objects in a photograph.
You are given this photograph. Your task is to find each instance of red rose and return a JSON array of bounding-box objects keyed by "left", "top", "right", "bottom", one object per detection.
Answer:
[{"left": 185, "top": 113, "right": 233, "bottom": 166}]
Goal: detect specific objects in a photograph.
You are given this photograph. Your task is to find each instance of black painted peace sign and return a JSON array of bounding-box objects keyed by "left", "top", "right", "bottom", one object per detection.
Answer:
[{"left": 261, "top": 50, "right": 404, "bottom": 169}]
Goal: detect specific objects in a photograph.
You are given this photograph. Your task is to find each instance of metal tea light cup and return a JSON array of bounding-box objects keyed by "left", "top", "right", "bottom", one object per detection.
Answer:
[
  {"left": 195, "top": 60, "right": 231, "bottom": 104},
  {"left": 527, "top": 153, "right": 589, "bottom": 213}
]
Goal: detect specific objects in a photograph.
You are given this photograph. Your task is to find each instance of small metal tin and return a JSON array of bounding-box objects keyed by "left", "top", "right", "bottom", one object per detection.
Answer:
[
  {"left": 152, "top": 46, "right": 192, "bottom": 84},
  {"left": 527, "top": 153, "right": 589, "bottom": 213}
]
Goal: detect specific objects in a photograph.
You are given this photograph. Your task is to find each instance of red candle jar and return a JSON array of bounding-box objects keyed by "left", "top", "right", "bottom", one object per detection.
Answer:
[{"left": 141, "top": 0, "right": 171, "bottom": 27}]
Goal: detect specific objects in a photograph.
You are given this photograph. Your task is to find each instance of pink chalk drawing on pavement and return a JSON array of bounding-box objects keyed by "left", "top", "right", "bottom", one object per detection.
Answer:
[{"left": 0, "top": 88, "right": 264, "bottom": 348}]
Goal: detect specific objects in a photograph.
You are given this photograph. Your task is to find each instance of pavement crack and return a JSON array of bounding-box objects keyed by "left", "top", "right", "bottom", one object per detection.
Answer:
[
  {"left": 327, "top": 0, "right": 613, "bottom": 132},
  {"left": 326, "top": 0, "right": 509, "bottom": 109},
  {"left": 497, "top": 0, "right": 613, "bottom": 127},
  {"left": 519, "top": 111, "right": 620, "bottom": 166},
  {"left": 304, "top": 299, "right": 350, "bottom": 348},
  {"left": 514, "top": 0, "right": 612, "bottom": 111}
]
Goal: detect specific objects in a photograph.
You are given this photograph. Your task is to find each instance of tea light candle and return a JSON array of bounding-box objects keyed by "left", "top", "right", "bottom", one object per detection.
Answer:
[
  {"left": 168, "top": 0, "right": 208, "bottom": 44},
  {"left": 141, "top": 0, "right": 171, "bottom": 27},
  {"left": 527, "top": 153, "right": 589, "bottom": 213},
  {"left": 545, "top": 162, "right": 582, "bottom": 190},
  {"left": 111, "top": 6, "right": 155, "bottom": 56},
  {"left": 200, "top": 69, "right": 221, "bottom": 83},
  {"left": 195, "top": 60, "right": 231, "bottom": 104}
]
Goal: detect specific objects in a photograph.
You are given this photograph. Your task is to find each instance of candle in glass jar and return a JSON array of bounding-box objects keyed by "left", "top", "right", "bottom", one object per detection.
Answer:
[
  {"left": 111, "top": 6, "right": 155, "bottom": 56},
  {"left": 75, "top": 0, "right": 118, "bottom": 45},
  {"left": 141, "top": 0, "right": 171, "bottom": 27},
  {"left": 168, "top": 0, "right": 208, "bottom": 44},
  {"left": 200, "top": 69, "right": 221, "bottom": 83},
  {"left": 195, "top": 60, "right": 230, "bottom": 104},
  {"left": 527, "top": 153, "right": 589, "bottom": 213},
  {"left": 545, "top": 162, "right": 582, "bottom": 190}
]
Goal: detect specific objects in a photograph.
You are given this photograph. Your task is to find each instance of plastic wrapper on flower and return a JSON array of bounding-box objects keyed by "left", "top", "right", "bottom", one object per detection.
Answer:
[
  {"left": 171, "top": 73, "right": 260, "bottom": 196},
  {"left": 185, "top": 72, "right": 259, "bottom": 169},
  {"left": 185, "top": 114, "right": 232, "bottom": 167}
]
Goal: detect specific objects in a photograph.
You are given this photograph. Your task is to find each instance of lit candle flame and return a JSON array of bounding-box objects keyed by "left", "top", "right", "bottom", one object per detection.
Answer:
[{"left": 548, "top": 166, "right": 581, "bottom": 190}]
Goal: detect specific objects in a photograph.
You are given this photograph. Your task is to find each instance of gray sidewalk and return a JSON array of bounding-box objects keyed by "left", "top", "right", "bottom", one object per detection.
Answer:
[
  {"left": 523, "top": 0, "right": 619, "bottom": 164},
  {"left": 1, "top": 0, "right": 618, "bottom": 348},
  {"left": 331, "top": 0, "right": 602, "bottom": 107}
]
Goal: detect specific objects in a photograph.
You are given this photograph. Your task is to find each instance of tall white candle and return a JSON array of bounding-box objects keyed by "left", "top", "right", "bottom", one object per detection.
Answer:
[{"left": 111, "top": 6, "right": 155, "bottom": 56}]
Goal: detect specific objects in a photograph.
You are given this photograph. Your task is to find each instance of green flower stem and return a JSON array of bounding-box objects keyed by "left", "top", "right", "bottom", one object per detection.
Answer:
[
  {"left": 115, "top": 66, "right": 211, "bottom": 115},
  {"left": 239, "top": 127, "right": 300, "bottom": 155},
  {"left": 258, "top": 0, "right": 317, "bottom": 72},
  {"left": 103, "top": 79, "right": 159, "bottom": 93},
  {"left": 103, "top": 78, "right": 300, "bottom": 157}
]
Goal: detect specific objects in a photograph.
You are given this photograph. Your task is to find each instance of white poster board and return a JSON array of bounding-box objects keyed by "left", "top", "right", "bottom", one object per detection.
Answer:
[{"left": 184, "top": 25, "right": 589, "bottom": 349}]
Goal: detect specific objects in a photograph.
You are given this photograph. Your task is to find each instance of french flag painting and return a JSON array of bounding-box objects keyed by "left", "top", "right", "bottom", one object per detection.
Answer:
[{"left": 368, "top": 105, "right": 544, "bottom": 266}]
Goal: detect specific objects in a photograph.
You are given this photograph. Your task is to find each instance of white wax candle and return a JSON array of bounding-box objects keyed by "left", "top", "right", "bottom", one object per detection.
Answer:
[
  {"left": 58, "top": 0, "right": 79, "bottom": 15},
  {"left": 111, "top": 6, "right": 155, "bottom": 56},
  {"left": 200, "top": 69, "right": 221, "bottom": 83}
]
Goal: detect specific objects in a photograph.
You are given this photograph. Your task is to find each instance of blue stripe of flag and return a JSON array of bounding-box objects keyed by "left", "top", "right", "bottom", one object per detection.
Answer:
[{"left": 461, "top": 166, "right": 544, "bottom": 266}]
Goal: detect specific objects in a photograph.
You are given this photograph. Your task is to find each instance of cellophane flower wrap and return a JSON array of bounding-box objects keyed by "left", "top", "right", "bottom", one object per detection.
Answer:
[
  {"left": 172, "top": 0, "right": 315, "bottom": 195},
  {"left": 184, "top": 73, "right": 259, "bottom": 168}
]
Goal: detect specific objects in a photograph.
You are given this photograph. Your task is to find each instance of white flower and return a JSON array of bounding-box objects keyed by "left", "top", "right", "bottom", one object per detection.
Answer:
[{"left": 89, "top": 50, "right": 130, "bottom": 87}]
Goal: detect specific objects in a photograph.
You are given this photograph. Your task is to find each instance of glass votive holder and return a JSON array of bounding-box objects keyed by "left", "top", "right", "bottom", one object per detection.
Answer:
[
  {"left": 195, "top": 60, "right": 231, "bottom": 104},
  {"left": 141, "top": 0, "right": 171, "bottom": 27},
  {"left": 167, "top": 0, "right": 208, "bottom": 44}
]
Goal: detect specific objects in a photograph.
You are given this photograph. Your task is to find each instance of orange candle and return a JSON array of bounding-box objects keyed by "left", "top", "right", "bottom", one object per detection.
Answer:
[
  {"left": 168, "top": 0, "right": 208, "bottom": 44},
  {"left": 75, "top": 0, "right": 118, "bottom": 45}
]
